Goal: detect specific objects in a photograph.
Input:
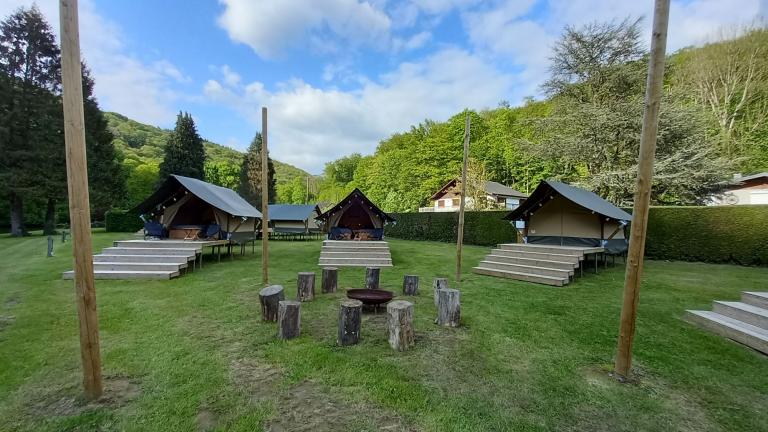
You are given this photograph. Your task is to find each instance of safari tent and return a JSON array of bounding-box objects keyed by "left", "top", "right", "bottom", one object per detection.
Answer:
[
  {"left": 316, "top": 188, "right": 395, "bottom": 240},
  {"left": 133, "top": 175, "right": 261, "bottom": 240},
  {"left": 504, "top": 180, "right": 632, "bottom": 254},
  {"left": 268, "top": 204, "right": 322, "bottom": 234}
]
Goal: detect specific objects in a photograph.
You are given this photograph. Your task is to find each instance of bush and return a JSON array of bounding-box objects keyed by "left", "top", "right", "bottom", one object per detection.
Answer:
[
  {"left": 385, "top": 211, "right": 516, "bottom": 246},
  {"left": 105, "top": 209, "right": 143, "bottom": 233},
  {"left": 641, "top": 206, "right": 768, "bottom": 265}
]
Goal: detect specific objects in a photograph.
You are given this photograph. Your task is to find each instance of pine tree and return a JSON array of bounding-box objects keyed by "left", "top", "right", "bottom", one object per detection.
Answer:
[
  {"left": 0, "top": 5, "right": 62, "bottom": 236},
  {"left": 82, "top": 66, "right": 126, "bottom": 219},
  {"left": 159, "top": 112, "right": 206, "bottom": 181},
  {"left": 238, "top": 132, "right": 276, "bottom": 208}
]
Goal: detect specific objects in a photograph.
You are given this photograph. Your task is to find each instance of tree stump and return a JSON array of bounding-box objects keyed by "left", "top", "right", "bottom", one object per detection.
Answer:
[
  {"left": 386, "top": 300, "right": 415, "bottom": 351},
  {"left": 402, "top": 275, "right": 419, "bottom": 296},
  {"left": 297, "top": 272, "right": 315, "bottom": 302},
  {"left": 322, "top": 267, "right": 338, "bottom": 294},
  {"left": 365, "top": 267, "right": 380, "bottom": 290},
  {"left": 337, "top": 299, "right": 363, "bottom": 346},
  {"left": 436, "top": 288, "right": 461, "bottom": 327},
  {"left": 277, "top": 300, "right": 301, "bottom": 340},
  {"left": 259, "top": 285, "right": 285, "bottom": 322},
  {"left": 433, "top": 278, "right": 449, "bottom": 305}
]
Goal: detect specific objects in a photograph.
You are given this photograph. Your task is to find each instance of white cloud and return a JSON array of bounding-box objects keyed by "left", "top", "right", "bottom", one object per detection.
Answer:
[
  {"left": 0, "top": 0, "right": 186, "bottom": 126},
  {"left": 204, "top": 48, "right": 511, "bottom": 172},
  {"left": 219, "top": 64, "right": 241, "bottom": 87},
  {"left": 217, "top": 0, "right": 392, "bottom": 59}
]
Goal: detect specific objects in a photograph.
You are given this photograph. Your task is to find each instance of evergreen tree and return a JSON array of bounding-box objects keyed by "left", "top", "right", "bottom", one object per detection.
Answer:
[
  {"left": 239, "top": 132, "right": 276, "bottom": 208},
  {"left": 82, "top": 66, "right": 126, "bottom": 219},
  {"left": 159, "top": 112, "right": 206, "bottom": 181},
  {"left": 0, "top": 5, "right": 61, "bottom": 236}
]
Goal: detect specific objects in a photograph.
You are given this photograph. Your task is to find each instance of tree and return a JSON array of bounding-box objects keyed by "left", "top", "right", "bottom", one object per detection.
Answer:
[
  {"left": 204, "top": 160, "right": 240, "bottom": 189},
  {"left": 238, "top": 132, "right": 275, "bottom": 208},
  {"left": 159, "top": 112, "right": 206, "bottom": 181},
  {"left": 0, "top": 5, "right": 61, "bottom": 236},
  {"left": 126, "top": 162, "right": 159, "bottom": 207}
]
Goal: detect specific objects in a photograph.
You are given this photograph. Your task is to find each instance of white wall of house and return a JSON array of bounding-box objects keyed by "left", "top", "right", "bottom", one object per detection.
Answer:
[{"left": 710, "top": 186, "right": 768, "bottom": 205}]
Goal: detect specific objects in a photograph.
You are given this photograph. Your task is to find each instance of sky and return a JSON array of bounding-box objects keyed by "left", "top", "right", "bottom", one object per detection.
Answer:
[{"left": 1, "top": 0, "right": 766, "bottom": 174}]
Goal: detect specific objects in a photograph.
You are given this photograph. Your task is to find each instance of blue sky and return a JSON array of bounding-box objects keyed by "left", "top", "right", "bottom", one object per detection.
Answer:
[{"left": 2, "top": 0, "right": 766, "bottom": 173}]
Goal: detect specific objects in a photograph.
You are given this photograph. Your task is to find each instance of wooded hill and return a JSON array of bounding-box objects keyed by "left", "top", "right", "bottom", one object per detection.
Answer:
[{"left": 315, "top": 23, "right": 768, "bottom": 213}]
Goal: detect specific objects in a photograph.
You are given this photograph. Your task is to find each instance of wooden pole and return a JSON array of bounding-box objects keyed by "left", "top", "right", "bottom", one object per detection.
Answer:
[
  {"left": 455, "top": 113, "right": 470, "bottom": 284},
  {"left": 261, "top": 107, "right": 269, "bottom": 285},
  {"left": 59, "top": 0, "right": 102, "bottom": 401},
  {"left": 614, "top": 0, "right": 670, "bottom": 380}
]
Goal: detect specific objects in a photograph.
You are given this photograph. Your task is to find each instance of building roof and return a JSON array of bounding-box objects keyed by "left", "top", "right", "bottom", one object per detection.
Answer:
[
  {"left": 133, "top": 175, "right": 261, "bottom": 218},
  {"left": 430, "top": 179, "right": 528, "bottom": 200},
  {"left": 727, "top": 172, "right": 768, "bottom": 186},
  {"left": 505, "top": 180, "right": 632, "bottom": 222},
  {"left": 268, "top": 204, "right": 321, "bottom": 221},
  {"left": 316, "top": 188, "right": 395, "bottom": 223}
]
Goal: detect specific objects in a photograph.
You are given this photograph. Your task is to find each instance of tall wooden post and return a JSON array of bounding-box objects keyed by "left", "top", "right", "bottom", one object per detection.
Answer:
[
  {"left": 261, "top": 107, "right": 270, "bottom": 285},
  {"left": 59, "top": 0, "right": 103, "bottom": 400},
  {"left": 614, "top": 0, "right": 670, "bottom": 380},
  {"left": 455, "top": 113, "right": 470, "bottom": 284}
]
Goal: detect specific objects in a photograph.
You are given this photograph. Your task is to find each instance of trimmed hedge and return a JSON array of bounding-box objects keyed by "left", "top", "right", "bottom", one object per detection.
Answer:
[
  {"left": 641, "top": 206, "right": 768, "bottom": 265},
  {"left": 385, "top": 206, "right": 768, "bottom": 265},
  {"left": 105, "top": 209, "right": 143, "bottom": 233},
  {"left": 385, "top": 211, "right": 516, "bottom": 246}
]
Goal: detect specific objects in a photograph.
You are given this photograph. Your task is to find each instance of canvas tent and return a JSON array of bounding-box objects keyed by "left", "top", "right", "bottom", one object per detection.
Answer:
[
  {"left": 133, "top": 175, "right": 261, "bottom": 239},
  {"left": 316, "top": 188, "right": 395, "bottom": 240},
  {"left": 268, "top": 204, "right": 322, "bottom": 234},
  {"left": 504, "top": 180, "right": 632, "bottom": 253}
]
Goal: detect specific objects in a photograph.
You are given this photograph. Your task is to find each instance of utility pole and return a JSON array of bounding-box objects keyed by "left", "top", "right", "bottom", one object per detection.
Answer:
[
  {"left": 614, "top": 0, "right": 670, "bottom": 380},
  {"left": 261, "top": 107, "right": 270, "bottom": 285},
  {"left": 456, "top": 113, "right": 471, "bottom": 284},
  {"left": 59, "top": 0, "right": 103, "bottom": 400}
]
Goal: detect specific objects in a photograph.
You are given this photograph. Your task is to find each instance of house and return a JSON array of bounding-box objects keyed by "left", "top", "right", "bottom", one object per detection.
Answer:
[
  {"left": 268, "top": 204, "right": 322, "bottom": 234},
  {"left": 133, "top": 175, "right": 261, "bottom": 240},
  {"left": 709, "top": 172, "right": 768, "bottom": 205},
  {"left": 420, "top": 180, "right": 528, "bottom": 212},
  {"left": 316, "top": 188, "right": 395, "bottom": 241},
  {"left": 504, "top": 180, "right": 633, "bottom": 254}
]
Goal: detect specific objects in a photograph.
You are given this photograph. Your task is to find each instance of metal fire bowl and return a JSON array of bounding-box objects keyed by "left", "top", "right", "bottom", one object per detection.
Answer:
[{"left": 346, "top": 289, "right": 394, "bottom": 306}]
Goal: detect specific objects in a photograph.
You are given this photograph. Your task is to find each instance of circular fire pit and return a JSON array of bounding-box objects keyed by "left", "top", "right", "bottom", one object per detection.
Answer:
[{"left": 346, "top": 288, "right": 394, "bottom": 306}]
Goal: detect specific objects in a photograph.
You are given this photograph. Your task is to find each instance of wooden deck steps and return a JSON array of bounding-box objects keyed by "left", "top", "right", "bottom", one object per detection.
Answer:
[
  {"left": 686, "top": 291, "right": 768, "bottom": 354},
  {"left": 318, "top": 240, "right": 393, "bottom": 268},
  {"left": 473, "top": 243, "right": 603, "bottom": 286},
  {"left": 61, "top": 239, "right": 214, "bottom": 280}
]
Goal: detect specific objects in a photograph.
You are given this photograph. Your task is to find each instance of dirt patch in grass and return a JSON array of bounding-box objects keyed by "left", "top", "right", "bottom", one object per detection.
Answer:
[
  {"left": 26, "top": 375, "right": 141, "bottom": 419},
  {"left": 266, "top": 380, "right": 416, "bottom": 432},
  {"left": 231, "top": 358, "right": 283, "bottom": 402},
  {"left": 0, "top": 315, "right": 15, "bottom": 332},
  {"left": 4, "top": 295, "right": 20, "bottom": 307},
  {"left": 196, "top": 407, "right": 219, "bottom": 432}
]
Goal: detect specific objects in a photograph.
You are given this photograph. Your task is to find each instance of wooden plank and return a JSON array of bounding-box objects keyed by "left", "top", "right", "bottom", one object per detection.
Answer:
[
  {"left": 614, "top": 0, "right": 671, "bottom": 381},
  {"left": 261, "top": 107, "right": 269, "bottom": 285},
  {"left": 456, "top": 113, "right": 470, "bottom": 284},
  {"left": 59, "top": 0, "right": 102, "bottom": 400}
]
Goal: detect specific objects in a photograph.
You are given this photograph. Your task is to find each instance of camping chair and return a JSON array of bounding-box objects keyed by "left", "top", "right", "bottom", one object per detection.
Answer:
[
  {"left": 202, "top": 224, "right": 220, "bottom": 240},
  {"left": 143, "top": 221, "right": 167, "bottom": 240}
]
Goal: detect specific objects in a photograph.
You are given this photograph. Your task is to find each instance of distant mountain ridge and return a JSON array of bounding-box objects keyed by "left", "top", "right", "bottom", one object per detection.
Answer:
[{"left": 105, "top": 112, "right": 310, "bottom": 187}]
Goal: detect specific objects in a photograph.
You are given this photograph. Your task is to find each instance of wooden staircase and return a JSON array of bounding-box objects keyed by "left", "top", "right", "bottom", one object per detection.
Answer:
[
  {"left": 473, "top": 243, "right": 602, "bottom": 286},
  {"left": 318, "top": 240, "right": 393, "bottom": 268},
  {"left": 686, "top": 291, "right": 768, "bottom": 354},
  {"left": 62, "top": 240, "right": 201, "bottom": 280}
]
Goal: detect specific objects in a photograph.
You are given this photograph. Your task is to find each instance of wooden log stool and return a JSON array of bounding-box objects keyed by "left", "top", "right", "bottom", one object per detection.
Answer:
[
  {"left": 277, "top": 300, "right": 301, "bottom": 340},
  {"left": 436, "top": 288, "right": 461, "bottom": 327},
  {"left": 365, "top": 267, "right": 380, "bottom": 290},
  {"left": 297, "top": 272, "right": 316, "bottom": 302},
  {"left": 337, "top": 299, "right": 363, "bottom": 346},
  {"left": 386, "top": 300, "right": 415, "bottom": 351},
  {"left": 258, "top": 285, "right": 285, "bottom": 322},
  {"left": 433, "top": 277, "right": 449, "bottom": 305},
  {"left": 402, "top": 275, "right": 419, "bottom": 296},
  {"left": 322, "top": 267, "right": 338, "bottom": 294}
]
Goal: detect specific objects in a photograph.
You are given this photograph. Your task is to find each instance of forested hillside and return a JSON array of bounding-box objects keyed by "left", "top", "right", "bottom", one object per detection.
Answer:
[
  {"left": 105, "top": 112, "right": 313, "bottom": 207},
  {"left": 316, "top": 24, "right": 768, "bottom": 212}
]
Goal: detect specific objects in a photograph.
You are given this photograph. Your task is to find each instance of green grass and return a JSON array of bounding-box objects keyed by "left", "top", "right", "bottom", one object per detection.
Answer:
[{"left": 0, "top": 232, "right": 766, "bottom": 431}]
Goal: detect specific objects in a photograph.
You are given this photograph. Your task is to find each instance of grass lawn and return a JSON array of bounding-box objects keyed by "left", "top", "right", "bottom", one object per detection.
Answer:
[{"left": 0, "top": 231, "right": 766, "bottom": 431}]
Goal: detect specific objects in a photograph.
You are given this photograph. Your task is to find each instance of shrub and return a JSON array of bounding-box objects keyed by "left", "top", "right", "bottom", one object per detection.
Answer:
[
  {"left": 385, "top": 211, "right": 516, "bottom": 246},
  {"left": 105, "top": 209, "right": 143, "bottom": 233},
  {"left": 641, "top": 206, "right": 768, "bottom": 265}
]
